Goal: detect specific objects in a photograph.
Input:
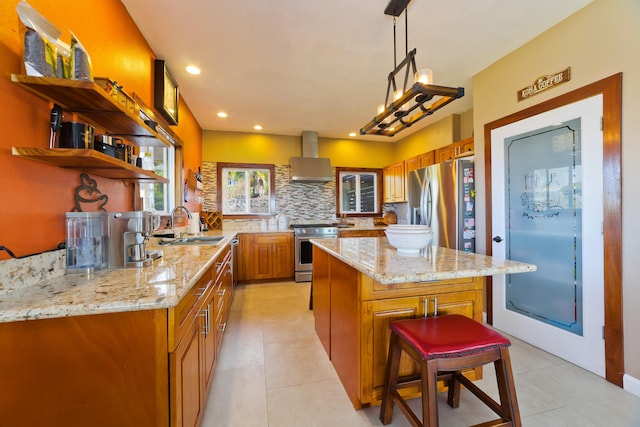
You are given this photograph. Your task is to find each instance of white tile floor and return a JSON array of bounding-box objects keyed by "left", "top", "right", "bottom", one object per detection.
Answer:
[{"left": 201, "top": 281, "right": 640, "bottom": 427}]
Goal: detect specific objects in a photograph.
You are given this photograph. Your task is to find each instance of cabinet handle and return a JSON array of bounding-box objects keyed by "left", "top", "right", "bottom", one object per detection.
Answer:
[
  {"left": 195, "top": 287, "right": 207, "bottom": 297},
  {"left": 220, "top": 322, "right": 227, "bottom": 333},
  {"left": 199, "top": 307, "right": 210, "bottom": 337},
  {"left": 423, "top": 297, "right": 439, "bottom": 317},
  {"left": 216, "top": 288, "right": 226, "bottom": 297}
]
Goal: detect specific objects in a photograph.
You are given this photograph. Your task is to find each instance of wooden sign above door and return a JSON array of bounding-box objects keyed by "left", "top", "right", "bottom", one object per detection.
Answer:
[{"left": 518, "top": 67, "right": 571, "bottom": 101}]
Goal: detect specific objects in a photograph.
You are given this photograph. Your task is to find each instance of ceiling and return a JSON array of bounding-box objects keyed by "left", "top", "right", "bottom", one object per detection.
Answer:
[{"left": 120, "top": 0, "right": 592, "bottom": 142}]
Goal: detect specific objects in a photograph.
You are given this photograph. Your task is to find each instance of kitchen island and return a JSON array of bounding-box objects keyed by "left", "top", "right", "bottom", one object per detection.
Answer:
[
  {"left": 310, "top": 237, "right": 536, "bottom": 409},
  {"left": 0, "top": 231, "right": 236, "bottom": 427}
]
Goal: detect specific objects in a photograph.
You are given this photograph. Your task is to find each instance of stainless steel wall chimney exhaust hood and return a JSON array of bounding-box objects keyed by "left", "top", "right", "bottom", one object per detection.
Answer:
[{"left": 290, "top": 131, "right": 333, "bottom": 183}]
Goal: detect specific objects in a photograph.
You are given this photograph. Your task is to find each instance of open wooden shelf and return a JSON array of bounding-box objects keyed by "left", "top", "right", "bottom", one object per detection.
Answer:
[
  {"left": 12, "top": 147, "right": 169, "bottom": 183},
  {"left": 11, "top": 74, "right": 179, "bottom": 148}
]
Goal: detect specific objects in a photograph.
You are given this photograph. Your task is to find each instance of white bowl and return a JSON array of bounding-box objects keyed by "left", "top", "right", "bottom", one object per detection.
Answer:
[
  {"left": 387, "top": 224, "right": 431, "bottom": 231},
  {"left": 385, "top": 228, "right": 433, "bottom": 253}
]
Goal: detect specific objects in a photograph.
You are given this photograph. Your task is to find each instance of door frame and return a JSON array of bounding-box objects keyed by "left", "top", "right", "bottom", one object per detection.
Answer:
[{"left": 483, "top": 73, "right": 623, "bottom": 386}]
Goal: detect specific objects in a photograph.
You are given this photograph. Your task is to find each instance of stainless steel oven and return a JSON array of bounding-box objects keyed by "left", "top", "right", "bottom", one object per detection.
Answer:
[{"left": 292, "top": 224, "right": 338, "bottom": 282}]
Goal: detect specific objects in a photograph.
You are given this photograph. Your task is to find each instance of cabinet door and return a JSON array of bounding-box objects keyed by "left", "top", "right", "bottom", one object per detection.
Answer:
[
  {"left": 437, "top": 145, "right": 456, "bottom": 162},
  {"left": 202, "top": 288, "right": 216, "bottom": 392},
  {"left": 361, "top": 296, "right": 424, "bottom": 404},
  {"left": 170, "top": 318, "right": 203, "bottom": 427},
  {"left": 252, "top": 238, "right": 273, "bottom": 279},
  {"left": 418, "top": 150, "right": 435, "bottom": 167},
  {"left": 383, "top": 165, "right": 394, "bottom": 203},
  {"left": 361, "top": 290, "right": 481, "bottom": 405},
  {"left": 404, "top": 156, "right": 419, "bottom": 173},
  {"left": 237, "top": 234, "right": 253, "bottom": 281},
  {"left": 458, "top": 137, "right": 474, "bottom": 157},
  {"left": 272, "top": 234, "right": 293, "bottom": 278},
  {"left": 392, "top": 161, "right": 405, "bottom": 202}
]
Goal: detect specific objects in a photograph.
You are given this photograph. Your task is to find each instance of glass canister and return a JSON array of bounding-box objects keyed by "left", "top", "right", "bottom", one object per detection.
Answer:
[{"left": 65, "top": 212, "right": 109, "bottom": 273}]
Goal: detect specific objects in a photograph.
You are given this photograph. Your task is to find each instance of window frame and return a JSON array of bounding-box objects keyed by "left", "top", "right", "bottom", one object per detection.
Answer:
[
  {"left": 139, "top": 144, "right": 176, "bottom": 213},
  {"left": 335, "top": 167, "right": 383, "bottom": 217},
  {"left": 217, "top": 162, "right": 276, "bottom": 218}
]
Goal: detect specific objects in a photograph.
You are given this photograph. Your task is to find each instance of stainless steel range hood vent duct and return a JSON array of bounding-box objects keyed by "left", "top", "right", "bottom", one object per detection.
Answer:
[{"left": 290, "top": 131, "right": 333, "bottom": 183}]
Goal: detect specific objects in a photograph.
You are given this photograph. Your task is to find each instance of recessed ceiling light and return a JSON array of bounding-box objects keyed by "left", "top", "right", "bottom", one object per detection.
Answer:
[
  {"left": 349, "top": 132, "right": 357, "bottom": 137},
  {"left": 185, "top": 65, "right": 201, "bottom": 75},
  {"left": 254, "top": 125, "right": 263, "bottom": 131},
  {"left": 217, "top": 111, "right": 228, "bottom": 118}
]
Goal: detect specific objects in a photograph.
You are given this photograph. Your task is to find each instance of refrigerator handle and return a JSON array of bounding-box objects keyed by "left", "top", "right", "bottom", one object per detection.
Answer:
[{"left": 422, "top": 175, "right": 432, "bottom": 227}]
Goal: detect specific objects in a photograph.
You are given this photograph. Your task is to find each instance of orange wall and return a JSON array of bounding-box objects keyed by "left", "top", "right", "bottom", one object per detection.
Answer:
[{"left": 0, "top": 0, "right": 202, "bottom": 260}]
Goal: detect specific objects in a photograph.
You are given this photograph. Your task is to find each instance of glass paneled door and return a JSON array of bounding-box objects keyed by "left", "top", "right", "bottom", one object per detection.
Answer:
[{"left": 491, "top": 95, "right": 605, "bottom": 376}]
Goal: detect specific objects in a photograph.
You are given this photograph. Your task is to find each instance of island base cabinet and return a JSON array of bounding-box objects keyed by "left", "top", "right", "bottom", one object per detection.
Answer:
[
  {"left": 312, "top": 246, "right": 485, "bottom": 409},
  {"left": 361, "top": 290, "right": 482, "bottom": 405}
]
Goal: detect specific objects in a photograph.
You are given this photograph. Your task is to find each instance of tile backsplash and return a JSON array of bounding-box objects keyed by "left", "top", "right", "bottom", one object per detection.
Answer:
[
  {"left": 201, "top": 162, "right": 337, "bottom": 226},
  {"left": 0, "top": 250, "right": 66, "bottom": 294}
]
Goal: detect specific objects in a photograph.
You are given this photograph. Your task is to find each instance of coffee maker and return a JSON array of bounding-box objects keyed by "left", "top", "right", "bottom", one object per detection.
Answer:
[{"left": 108, "top": 211, "right": 154, "bottom": 269}]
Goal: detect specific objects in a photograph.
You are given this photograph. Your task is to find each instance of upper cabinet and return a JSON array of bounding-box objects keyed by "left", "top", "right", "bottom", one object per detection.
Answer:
[
  {"left": 437, "top": 137, "right": 474, "bottom": 162},
  {"left": 405, "top": 150, "right": 435, "bottom": 173},
  {"left": 383, "top": 161, "right": 406, "bottom": 203},
  {"left": 10, "top": 75, "right": 178, "bottom": 182}
]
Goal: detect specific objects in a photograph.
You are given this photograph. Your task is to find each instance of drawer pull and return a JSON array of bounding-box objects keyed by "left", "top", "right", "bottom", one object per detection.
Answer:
[{"left": 199, "top": 307, "right": 210, "bottom": 337}]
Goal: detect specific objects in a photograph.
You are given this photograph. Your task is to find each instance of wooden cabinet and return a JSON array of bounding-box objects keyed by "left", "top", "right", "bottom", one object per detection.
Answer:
[
  {"left": 169, "top": 243, "right": 233, "bottom": 427},
  {"left": 238, "top": 232, "right": 293, "bottom": 281},
  {"left": 312, "top": 246, "right": 483, "bottom": 408},
  {"left": 362, "top": 289, "right": 480, "bottom": 404},
  {"left": 0, "top": 242, "right": 234, "bottom": 427},
  {"left": 383, "top": 161, "right": 405, "bottom": 203},
  {"left": 171, "top": 312, "right": 204, "bottom": 427},
  {"left": 10, "top": 75, "right": 176, "bottom": 182},
  {"left": 169, "top": 263, "right": 214, "bottom": 427},
  {"left": 405, "top": 151, "right": 435, "bottom": 173},
  {"left": 0, "top": 309, "right": 170, "bottom": 426},
  {"left": 338, "top": 229, "right": 386, "bottom": 238},
  {"left": 213, "top": 245, "right": 233, "bottom": 360},
  {"left": 437, "top": 137, "right": 474, "bottom": 162}
]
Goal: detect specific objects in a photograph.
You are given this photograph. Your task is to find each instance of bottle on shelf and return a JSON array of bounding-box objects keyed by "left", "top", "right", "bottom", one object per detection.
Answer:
[{"left": 141, "top": 152, "right": 154, "bottom": 170}]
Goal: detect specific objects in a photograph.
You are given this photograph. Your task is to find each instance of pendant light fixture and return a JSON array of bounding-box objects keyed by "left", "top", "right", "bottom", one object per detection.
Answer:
[{"left": 360, "top": 0, "right": 464, "bottom": 137}]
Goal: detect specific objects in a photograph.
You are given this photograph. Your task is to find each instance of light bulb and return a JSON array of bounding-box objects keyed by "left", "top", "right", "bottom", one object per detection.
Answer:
[
  {"left": 414, "top": 68, "right": 433, "bottom": 85},
  {"left": 394, "top": 89, "right": 405, "bottom": 111},
  {"left": 377, "top": 104, "right": 385, "bottom": 115}
]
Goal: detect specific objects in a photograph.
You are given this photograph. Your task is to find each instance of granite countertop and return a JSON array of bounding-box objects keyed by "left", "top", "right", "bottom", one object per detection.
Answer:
[
  {"left": 311, "top": 237, "right": 536, "bottom": 284},
  {"left": 0, "top": 231, "right": 237, "bottom": 323}
]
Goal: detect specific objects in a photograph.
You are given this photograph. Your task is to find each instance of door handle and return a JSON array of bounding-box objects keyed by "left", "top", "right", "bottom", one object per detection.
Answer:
[{"left": 492, "top": 236, "right": 504, "bottom": 243}]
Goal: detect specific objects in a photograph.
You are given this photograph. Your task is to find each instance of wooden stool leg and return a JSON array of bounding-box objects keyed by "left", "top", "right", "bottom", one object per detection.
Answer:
[
  {"left": 380, "top": 332, "right": 403, "bottom": 425},
  {"left": 446, "top": 372, "right": 462, "bottom": 408},
  {"left": 494, "top": 347, "right": 522, "bottom": 426},
  {"left": 423, "top": 359, "right": 439, "bottom": 427}
]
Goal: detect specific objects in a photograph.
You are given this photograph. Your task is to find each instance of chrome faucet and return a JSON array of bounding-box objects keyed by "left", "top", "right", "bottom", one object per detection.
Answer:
[{"left": 171, "top": 205, "right": 192, "bottom": 237}]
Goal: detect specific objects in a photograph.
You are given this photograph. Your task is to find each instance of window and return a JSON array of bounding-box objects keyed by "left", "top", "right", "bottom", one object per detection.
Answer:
[
  {"left": 336, "top": 167, "right": 382, "bottom": 215},
  {"left": 139, "top": 145, "right": 175, "bottom": 213},
  {"left": 217, "top": 163, "right": 275, "bottom": 217}
]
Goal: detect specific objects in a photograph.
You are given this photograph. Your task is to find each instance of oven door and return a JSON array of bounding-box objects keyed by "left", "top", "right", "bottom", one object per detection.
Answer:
[{"left": 295, "top": 236, "right": 313, "bottom": 279}]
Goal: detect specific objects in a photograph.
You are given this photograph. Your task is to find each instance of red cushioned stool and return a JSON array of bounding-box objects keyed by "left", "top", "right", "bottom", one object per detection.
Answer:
[{"left": 380, "top": 314, "right": 521, "bottom": 427}]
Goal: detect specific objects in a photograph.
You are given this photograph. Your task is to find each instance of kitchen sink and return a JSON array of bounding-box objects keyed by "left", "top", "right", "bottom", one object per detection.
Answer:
[{"left": 158, "top": 236, "right": 225, "bottom": 246}]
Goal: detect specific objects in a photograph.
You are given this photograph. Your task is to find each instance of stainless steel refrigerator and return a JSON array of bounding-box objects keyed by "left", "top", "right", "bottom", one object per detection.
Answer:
[{"left": 406, "top": 159, "right": 475, "bottom": 252}]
